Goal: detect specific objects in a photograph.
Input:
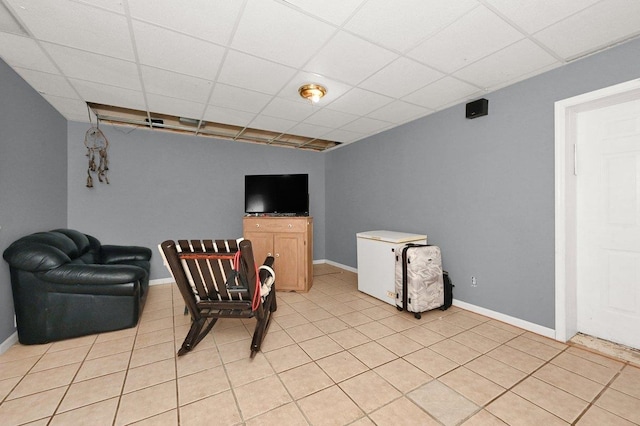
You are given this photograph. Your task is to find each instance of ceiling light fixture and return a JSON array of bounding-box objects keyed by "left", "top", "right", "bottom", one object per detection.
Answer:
[{"left": 298, "top": 83, "right": 327, "bottom": 103}]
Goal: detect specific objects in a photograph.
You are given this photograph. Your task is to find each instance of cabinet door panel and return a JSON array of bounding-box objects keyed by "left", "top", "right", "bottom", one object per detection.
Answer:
[
  {"left": 274, "top": 234, "right": 304, "bottom": 291},
  {"left": 244, "top": 233, "right": 273, "bottom": 265}
]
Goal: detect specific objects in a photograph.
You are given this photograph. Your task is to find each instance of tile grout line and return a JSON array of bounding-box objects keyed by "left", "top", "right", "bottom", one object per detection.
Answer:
[
  {"left": 570, "top": 362, "right": 630, "bottom": 425},
  {"left": 113, "top": 303, "right": 150, "bottom": 426},
  {"left": 215, "top": 317, "right": 247, "bottom": 425},
  {"left": 0, "top": 342, "right": 51, "bottom": 407},
  {"left": 172, "top": 284, "right": 182, "bottom": 426},
  {"left": 50, "top": 337, "right": 98, "bottom": 424},
  {"left": 4, "top": 275, "right": 639, "bottom": 425},
  {"left": 7, "top": 336, "right": 99, "bottom": 424},
  {"left": 264, "top": 301, "right": 493, "bottom": 424},
  {"left": 475, "top": 341, "right": 573, "bottom": 424}
]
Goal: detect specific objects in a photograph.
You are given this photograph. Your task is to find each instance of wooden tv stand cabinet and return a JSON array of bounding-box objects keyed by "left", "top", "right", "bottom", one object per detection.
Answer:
[{"left": 243, "top": 216, "right": 313, "bottom": 292}]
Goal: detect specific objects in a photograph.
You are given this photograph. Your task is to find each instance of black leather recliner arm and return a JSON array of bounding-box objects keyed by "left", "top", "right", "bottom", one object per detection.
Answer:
[
  {"left": 39, "top": 264, "right": 146, "bottom": 296},
  {"left": 100, "top": 245, "right": 152, "bottom": 265}
]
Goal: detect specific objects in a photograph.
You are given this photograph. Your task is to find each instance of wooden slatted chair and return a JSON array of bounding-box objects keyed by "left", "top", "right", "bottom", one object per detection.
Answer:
[{"left": 159, "top": 239, "right": 276, "bottom": 357}]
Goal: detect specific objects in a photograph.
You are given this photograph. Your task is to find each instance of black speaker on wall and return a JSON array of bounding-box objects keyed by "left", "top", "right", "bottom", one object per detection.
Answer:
[{"left": 466, "top": 98, "right": 488, "bottom": 119}]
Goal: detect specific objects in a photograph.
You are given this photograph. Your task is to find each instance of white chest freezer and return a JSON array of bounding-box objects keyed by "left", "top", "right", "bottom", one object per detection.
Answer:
[{"left": 356, "top": 230, "right": 427, "bottom": 305}]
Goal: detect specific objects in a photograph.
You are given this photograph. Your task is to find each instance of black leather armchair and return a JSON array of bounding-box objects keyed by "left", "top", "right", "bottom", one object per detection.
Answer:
[{"left": 3, "top": 229, "right": 151, "bottom": 344}]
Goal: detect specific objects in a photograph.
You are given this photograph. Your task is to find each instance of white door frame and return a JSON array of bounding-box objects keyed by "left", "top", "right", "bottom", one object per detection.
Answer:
[{"left": 554, "top": 78, "right": 640, "bottom": 342}]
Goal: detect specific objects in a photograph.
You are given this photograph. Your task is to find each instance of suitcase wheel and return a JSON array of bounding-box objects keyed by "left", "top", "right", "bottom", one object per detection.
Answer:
[
  {"left": 414, "top": 313, "right": 421, "bottom": 320},
  {"left": 396, "top": 306, "right": 403, "bottom": 312}
]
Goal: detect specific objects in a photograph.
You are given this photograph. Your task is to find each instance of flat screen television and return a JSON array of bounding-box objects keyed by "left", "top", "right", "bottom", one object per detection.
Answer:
[{"left": 245, "top": 174, "right": 309, "bottom": 216}]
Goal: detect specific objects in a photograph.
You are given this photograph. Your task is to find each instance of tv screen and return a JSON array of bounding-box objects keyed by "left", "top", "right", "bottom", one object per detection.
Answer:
[{"left": 245, "top": 174, "right": 309, "bottom": 216}]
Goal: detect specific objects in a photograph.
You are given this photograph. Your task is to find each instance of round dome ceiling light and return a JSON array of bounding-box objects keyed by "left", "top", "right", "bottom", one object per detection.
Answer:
[{"left": 298, "top": 83, "right": 327, "bottom": 103}]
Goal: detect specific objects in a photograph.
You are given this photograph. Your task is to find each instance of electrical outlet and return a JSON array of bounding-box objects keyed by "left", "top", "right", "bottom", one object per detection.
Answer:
[
  {"left": 471, "top": 276, "right": 478, "bottom": 287},
  {"left": 386, "top": 291, "right": 395, "bottom": 299}
]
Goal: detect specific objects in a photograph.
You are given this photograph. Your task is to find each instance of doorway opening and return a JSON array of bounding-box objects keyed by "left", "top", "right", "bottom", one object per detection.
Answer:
[{"left": 554, "top": 78, "right": 640, "bottom": 345}]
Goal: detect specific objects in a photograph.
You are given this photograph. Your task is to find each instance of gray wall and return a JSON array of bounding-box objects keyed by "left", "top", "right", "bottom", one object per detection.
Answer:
[
  {"left": 67, "top": 122, "right": 325, "bottom": 280},
  {"left": 0, "top": 60, "right": 68, "bottom": 343},
  {"left": 325, "top": 37, "right": 640, "bottom": 329},
  {"left": 3, "top": 37, "right": 640, "bottom": 346}
]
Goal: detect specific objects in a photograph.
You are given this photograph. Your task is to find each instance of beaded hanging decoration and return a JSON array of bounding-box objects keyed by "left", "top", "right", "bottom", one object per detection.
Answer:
[{"left": 84, "top": 125, "right": 109, "bottom": 188}]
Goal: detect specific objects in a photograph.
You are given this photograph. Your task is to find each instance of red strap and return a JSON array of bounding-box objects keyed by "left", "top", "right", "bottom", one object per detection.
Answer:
[{"left": 234, "top": 250, "right": 261, "bottom": 311}]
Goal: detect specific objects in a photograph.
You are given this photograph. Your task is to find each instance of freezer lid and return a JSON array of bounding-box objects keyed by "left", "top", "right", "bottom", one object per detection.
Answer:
[{"left": 356, "top": 230, "right": 427, "bottom": 243}]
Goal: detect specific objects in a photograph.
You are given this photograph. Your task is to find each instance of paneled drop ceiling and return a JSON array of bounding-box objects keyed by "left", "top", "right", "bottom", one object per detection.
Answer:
[{"left": 1, "top": 0, "right": 639, "bottom": 151}]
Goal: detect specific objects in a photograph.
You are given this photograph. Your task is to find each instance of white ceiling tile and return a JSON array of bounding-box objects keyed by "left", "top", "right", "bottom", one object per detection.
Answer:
[
  {"left": 402, "top": 76, "right": 482, "bottom": 110},
  {"left": 203, "top": 105, "right": 256, "bottom": 128},
  {"left": 288, "top": 122, "right": 332, "bottom": 139},
  {"left": 43, "top": 43, "right": 141, "bottom": 91},
  {"left": 277, "top": 71, "right": 353, "bottom": 104},
  {"left": 132, "top": 20, "right": 225, "bottom": 80},
  {"left": 367, "top": 100, "right": 432, "bottom": 124},
  {"left": 453, "top": 39, "right": 560, "bottom": 89},
  {"left": 345, "top": 0, "right": 478, "bottom": 52},
  {"left": 7, "top": 0, "right": 134, "bottom": 60},
  {"left": 262, "top": 97, "right": 315, "bottom": 121},
  {"left": 247, "top": 114, "right": 296, "bottom": 133},
  {"left": 13, "top": 67, "right": 77, "bottom": 98},
  {"left": 128, "top": 0, "right": 244, "bottom": 45},
  {"left": 340, "top": 116, "right": 392, "bottom": 134},
  {"left": 141, "top": 66, "right": 212, "bottom": 104},
  {"left": 327, "top": 88, "right": 394, "bottom": 116},
  {"left": 281, "top": 0, "right": 366, "bottom": 26},
  {"left": 209, "top": 84, "right": 273, "bottom": 114},
  {"left": 322, "top": 128, "right": 366, "bottom": 143},
  {"left": 484, "top": 0, "right": 600, "bottom": 34},
  {"left": 74, "top": 0, "right": 125, "bottom": 14},
  {"left": 70, "top": 79, "right": 146, "bottom": 110},
  {"left": 359, "top": 57, "right": 444, "bottom": 98},
  {"left": 232, "top": 0, "right": 336, "bottom": 68},
  {"left": 408, "top": 6, "right": 524, "bottom": 73},
  {"left": 533, "top": 0, "right": 640, "bottom": 60},
  {"left": 304, "top": 31, "right": 397, "bottom": 85},
  {"left": 304, "top": 108, "right": 359, "bottom": 128},
  {"left": 0, "top": 1, "right": 27, "bottom": 35},
  {"left": 41, "top": 94, "right": 90, "bottom": 121},
  {"left": 146, "top": 93, "right": 207, "bottom": 119},
  {"left": 217, "top": 50, "right": 297, "bottom": 95},
  {"left": 0, "top": 33, "right": 58, "bottom": 73}
]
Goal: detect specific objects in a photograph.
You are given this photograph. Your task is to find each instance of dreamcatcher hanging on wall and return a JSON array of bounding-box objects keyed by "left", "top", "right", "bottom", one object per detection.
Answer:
[{"left": 84, "top": 122, "right": 109, "bottom": 188}]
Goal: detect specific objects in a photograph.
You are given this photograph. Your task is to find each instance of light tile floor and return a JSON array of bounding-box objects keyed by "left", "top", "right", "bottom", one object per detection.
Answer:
[{"left": 0, "top": 264, "right": 639, "bottom": 425}]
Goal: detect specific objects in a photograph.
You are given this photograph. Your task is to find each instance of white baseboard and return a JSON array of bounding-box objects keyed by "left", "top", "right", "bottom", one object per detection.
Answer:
[
  {"left": 453, "top": 299, "right": 556, "bottom": 339},
  {"left": 314, "top": 259, "right": 357, "bottom": 273},
  {"left": 315, "top": 260, "right": 556, "bottom": 339},
  {"left": 0, "top": 286, "right": 556, "bottom": 357},
  {"left": 150, "top": 277, "right": 174, "bottom": 286},
  {"left": 0, "top": 331, "right": 19, "bottom": 355},
  {"left": 151, "top": 262, "right": 555, "bottom": 340}
]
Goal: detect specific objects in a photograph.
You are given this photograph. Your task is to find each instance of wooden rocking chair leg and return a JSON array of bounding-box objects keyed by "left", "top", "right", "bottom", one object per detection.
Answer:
[
  {"left": 250, "top": 311, "right": 271, "bottom": 358},
  {"left": 250, "top": 291, "right": 277, "bottom": 357},
  {"left": 178, "top": 317, "right": 218, "bottom": 356}
]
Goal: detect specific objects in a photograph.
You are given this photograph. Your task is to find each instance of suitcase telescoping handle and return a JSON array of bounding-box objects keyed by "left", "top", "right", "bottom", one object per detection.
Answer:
[{"left": 402, "top": 246, "right": 408, "bottom": 311}]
